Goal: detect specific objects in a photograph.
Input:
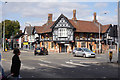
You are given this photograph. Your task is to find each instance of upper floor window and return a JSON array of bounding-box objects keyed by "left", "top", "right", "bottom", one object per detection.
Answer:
[{"left": 58, "top": 28, "right": 67, "bottom": 37}]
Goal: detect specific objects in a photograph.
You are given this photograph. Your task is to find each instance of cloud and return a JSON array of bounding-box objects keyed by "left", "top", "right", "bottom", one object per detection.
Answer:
[
  {"left": 1, "top": 2, "right": 117, "bottom": 32},
  {"left": 20, "top": 20, "right": 47, "bottom": 31},
  {"left": 94, "top": 3, "right": 108, "bottom": 8},
  {"left": 97, "top": 15, "right": 117, "bottom": 25},
  {"left": 3, "top": 2, "right": 90, "bottom": 20}
]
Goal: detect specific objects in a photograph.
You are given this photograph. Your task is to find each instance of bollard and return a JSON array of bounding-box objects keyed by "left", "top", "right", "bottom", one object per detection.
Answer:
[
  {"left": 109, "top": 51, "right": 113, "bottom": 63},
  {"left": 93, "top": 50, "right": 95, "bottom": 53},
  {"left": 5, "top": 48, "right": 7, "bottom": 52}
]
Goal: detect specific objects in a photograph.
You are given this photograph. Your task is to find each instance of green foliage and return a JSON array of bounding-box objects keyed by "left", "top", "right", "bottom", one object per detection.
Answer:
[{"left": 1, "top": 20, "right": 20, "bottom": 39}]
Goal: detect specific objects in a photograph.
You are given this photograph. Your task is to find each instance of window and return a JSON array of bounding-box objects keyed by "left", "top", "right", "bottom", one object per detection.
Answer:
[
  {"left": 51, "top": 42, "right": 54, "bottom": 48},
  {"left": 77, "top": 48, "right": 82, "bottom": 51},
  {"left": 42, "top": 42, "right": 44, "bottom": 46},
  {"left": 96, "top": 43, "right": 99, "bottom": 49},
  {"left": 46, "top": 42, "right": 48, "bottom": 49},
  {"left": 81, "top": 42, "right": 86, "bottom": 48},
  {"left": 109, "top": 45, "right": 116, "bottom": 49},
  {"left": 58, "top": 28, "right": 67, "bottom": 37},
  {"left": 80, "top": 33, "right": 83, "bottom": 38}
]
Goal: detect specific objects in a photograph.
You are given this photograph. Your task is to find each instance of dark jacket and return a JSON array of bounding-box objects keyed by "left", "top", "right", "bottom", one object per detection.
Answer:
[{"left": 11, "top": 54, "right": 21, "bottom": 77}]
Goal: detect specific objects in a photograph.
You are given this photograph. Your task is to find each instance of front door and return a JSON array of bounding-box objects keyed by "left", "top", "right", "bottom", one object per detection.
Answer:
[{"left": 61, "top": 44, "right": 67, "bottom": 52}]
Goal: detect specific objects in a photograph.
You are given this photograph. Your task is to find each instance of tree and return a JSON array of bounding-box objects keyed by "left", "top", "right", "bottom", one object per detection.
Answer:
[{"left": 1, "top": 20, "right": 20, "bottom": 39}]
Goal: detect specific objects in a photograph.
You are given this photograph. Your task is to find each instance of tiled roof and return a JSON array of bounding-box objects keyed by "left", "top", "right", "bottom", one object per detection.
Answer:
[
  {"left": 102, "top": 24, "right": 110, "bottom": 33},
  {"left": 34, "top": 14, "right": 110, "bottom": 34},
  {"left": 24, "top": 26, "right": 34, "bottom": 35},
  {"left": 69, "top": 20, "right": 110, "bottom": 33},
  {"left": 35, "top": 22, "right": 55, "bottom": 34}
]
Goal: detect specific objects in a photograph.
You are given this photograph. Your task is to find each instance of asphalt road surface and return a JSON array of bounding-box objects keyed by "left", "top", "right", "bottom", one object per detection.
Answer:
[{"left": 1, "top": 50, "right": 119, "bottom": 79}]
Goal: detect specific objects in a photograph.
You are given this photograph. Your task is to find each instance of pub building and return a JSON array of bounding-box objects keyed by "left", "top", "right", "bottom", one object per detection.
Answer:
[{"left": 33, "top": 10, "right": 111, "bottom": 53}]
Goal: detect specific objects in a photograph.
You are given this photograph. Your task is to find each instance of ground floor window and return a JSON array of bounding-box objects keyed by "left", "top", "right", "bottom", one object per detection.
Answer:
[
  {"left": 51, "top": 42, "right": 54, "bottom": 48},
  {"left": 109, "top": 45, "right": 116, "bottom": 49},
  {"left": 46, "top": 42, "right": 48, "bottom": 49},
  {"left": 42, "top": 42, "right": 44, "bottom": 46},
  {"left": 96, "top": 43, "right": 99, "bottom": 49},
  {"left": 81, "top": 42, "right": 86, "bottom": 48}
]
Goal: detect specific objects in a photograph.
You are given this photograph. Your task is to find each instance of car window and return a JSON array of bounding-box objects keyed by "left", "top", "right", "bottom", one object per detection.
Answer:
[
  {"left": 77, "top": 48, "right": 82, "bottom": 51},
  {"left": 83, "top": 48, "right": 92, "bottom": 52},
  {"left": 74, "top": 48, "right": 77, "bottom": 50},
  {"left": 36, "top": 48, "right": 40, "bottom": 50}
]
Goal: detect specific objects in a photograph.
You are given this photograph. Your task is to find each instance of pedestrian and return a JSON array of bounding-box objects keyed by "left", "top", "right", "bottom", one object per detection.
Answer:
[
  {"left": 109, "top": 51, "right": 113, "bottom": 63},
  {"left": 89, "top": 44, "right": 92, "bottom": 51},
  {"left": 10, "top": 48, "right": 21, "bottom": 80}
]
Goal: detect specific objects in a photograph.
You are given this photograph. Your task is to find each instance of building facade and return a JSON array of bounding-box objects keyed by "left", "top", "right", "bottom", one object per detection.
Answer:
[
  {"left": 33, "top": 10, "right": 116, "bottom": 53},
  {"left": 23, "top": 26, "right": 35, "bottom": 50}
]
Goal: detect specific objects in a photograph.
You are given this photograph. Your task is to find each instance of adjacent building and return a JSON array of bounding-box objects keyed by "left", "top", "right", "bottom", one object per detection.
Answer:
[{"left": 23, "top": 26, "right": 34, "bottom": 50}]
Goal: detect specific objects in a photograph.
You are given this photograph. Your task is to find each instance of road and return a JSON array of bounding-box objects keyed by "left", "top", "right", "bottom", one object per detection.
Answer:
[{"left": 1, "top": 50, "right": 119, "bottom": 79}]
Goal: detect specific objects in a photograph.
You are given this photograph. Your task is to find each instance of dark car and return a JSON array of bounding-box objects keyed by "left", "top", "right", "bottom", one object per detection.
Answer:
[{"left": 34, "top": 47, "right": 48, "bottom": 55}]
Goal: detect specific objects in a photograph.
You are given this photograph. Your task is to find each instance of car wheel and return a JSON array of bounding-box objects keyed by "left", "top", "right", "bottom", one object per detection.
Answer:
[
  {"left": 73, "top": 54, "right": 76, "bottom": 57},
  {"left": 34, "top": 53, "right": 37, "bottom": 56},
  {"left": 83, "top": 54, "right": 86, "bottom": 58}
]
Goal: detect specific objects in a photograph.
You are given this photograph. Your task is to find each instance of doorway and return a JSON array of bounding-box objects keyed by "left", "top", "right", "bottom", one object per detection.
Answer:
[{"left": 60, "top": 44, "right": 67, "bottom": 53}]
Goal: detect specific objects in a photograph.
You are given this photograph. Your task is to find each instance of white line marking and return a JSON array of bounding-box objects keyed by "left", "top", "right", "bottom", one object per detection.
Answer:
[
  {"left": 39, "top": 60, "right": 52, "bottom": 63},
  {"left": 21, "top": 64, "right": 35, "bottom": 70},
  {"left": 61, "top": 64, "right": 76, "bottom": 68},
  {"left": 66, "top": 61, "right": 89, "bottom": 67},
  {"left": 38, "top": 63, "right": 61, "bottom": 69},
  {"left": 80, "top": 62, "right": 99, "bottom": 64}
]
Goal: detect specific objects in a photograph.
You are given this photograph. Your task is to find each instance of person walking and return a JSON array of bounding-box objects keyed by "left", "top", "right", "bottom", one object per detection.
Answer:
[
  {"left": 11, "top": 48, "right": 21, "bottom": 80},
  {"left": 89, "top": 44, "right": 92, "bottom": 51}
]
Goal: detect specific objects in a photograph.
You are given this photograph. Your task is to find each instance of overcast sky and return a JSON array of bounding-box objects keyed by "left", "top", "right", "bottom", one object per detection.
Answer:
[{"left": 0, "top": 0, "right": 119, "bottom": 31}]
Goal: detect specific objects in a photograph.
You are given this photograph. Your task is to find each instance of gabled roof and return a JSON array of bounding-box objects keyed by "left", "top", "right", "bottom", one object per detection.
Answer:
[
  {"left": 102, "top": 24, "right": 111, "bottom": 33},
  {"left": 34, "top": 14, "right": 110, "bottom": 34},
  {"left": 34, "top": 22, "right": 55, "bottom": 34},
  {"left": 24, "top": 26, "right": 34, "bottom": 35},
  {"left": 51, "top": 14, "right": 75, "bottom": 29},
  {"left": 13, "top": 33, "right": 24, "bottom": 39}
]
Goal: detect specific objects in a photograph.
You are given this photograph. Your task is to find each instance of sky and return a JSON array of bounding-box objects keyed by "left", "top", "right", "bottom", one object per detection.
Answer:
[{"left": 0, "top": 0, "right": 119, "bottom": 31}]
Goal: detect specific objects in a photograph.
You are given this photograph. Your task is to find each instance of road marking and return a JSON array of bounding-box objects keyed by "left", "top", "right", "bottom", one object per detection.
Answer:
[
  {"left": 66, "top": 61, "right": 89, "bottom": 67},
  {"left": 21, "top": 64, "right": 35, "bottom": 70},
  {"left": 61, "top": 64, "right": 76, "bottom": 68},
  {"left": 80, "top": 62, "right": 99, "bottom": 64},
  {"left": 38, "top": 63, "right": 61, "bottom": 69},
  {"left": 39, "top": 60, "right": 52, "bottom": 63}
]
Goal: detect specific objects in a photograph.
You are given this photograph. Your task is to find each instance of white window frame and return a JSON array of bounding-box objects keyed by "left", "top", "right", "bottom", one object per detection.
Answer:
[{"left": 58, "top": 28, "right": 67, "bottom": 37}]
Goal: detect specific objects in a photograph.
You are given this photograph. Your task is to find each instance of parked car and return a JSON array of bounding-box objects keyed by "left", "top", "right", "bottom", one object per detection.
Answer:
[
  {"left": 73, "top": 48, "right": 95, "bottom": 58},
  {"left": 34, "top": 47, "right": 48, "bottom": 55}
]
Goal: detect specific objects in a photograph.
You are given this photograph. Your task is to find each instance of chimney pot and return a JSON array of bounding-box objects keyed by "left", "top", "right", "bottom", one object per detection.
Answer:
[
  {"left": 72, "top": 10, "right": 77, "bottom": 21},
  {"left": 93, "top": 12, "right": 97, "bottom": 22},
  {"left": 48, "top": 14, "right": 52, "bottom": 23}
]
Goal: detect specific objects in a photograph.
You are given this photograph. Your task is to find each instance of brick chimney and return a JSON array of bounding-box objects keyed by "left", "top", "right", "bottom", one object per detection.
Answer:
[
  {"left": 48, "top": 14, "right": 52, "bottom": 23},
  {"left": 93, "top": 12, "right": 97, "bottom": 22},
  {"left": 72, "top": 10, "right": 77, "bottom": 21}
]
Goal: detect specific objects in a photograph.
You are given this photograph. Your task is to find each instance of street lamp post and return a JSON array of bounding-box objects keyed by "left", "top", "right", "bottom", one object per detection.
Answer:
[
  {"left": 98, "top": 13, "right": 107, "bottom": 54},
  {"left": 2, "top": 2, "right": 7, "bottom": 51},
  {"left": 118, "top": 1, "right": 120, "bottom": 63},
  {"left": 99, "top": 23, "right": 101, "bottom": 54}
]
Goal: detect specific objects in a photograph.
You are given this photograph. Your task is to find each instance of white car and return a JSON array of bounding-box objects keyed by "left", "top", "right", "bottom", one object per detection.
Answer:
[{"left": 73, "top": 48, "right": 96, "bottom": 58}]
